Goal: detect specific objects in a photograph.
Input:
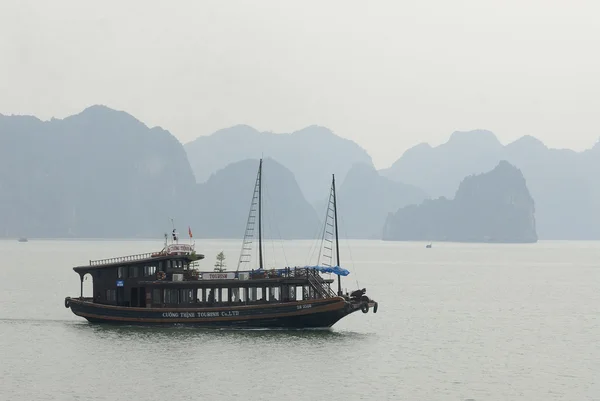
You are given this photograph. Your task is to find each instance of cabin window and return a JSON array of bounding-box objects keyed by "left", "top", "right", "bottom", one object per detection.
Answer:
[
  {"left": 144, "top": 265, "right": 156, "bottom": 276},
  {"left": 163, "top": 289, "right": 178, "bottom": 304},
  {"left": 106, "top": 289, "right": 116, "bottom": 302},
  {"left": 158, "top": 261, "right": 164, "bottom": 271},
  {"left": 117, "top": 266, "right": 127, "bottom": 279},
  {"left": 269, "top": 287, "right": 278, "bottom": 302},
  {"left": 130, "top": 266, "right": 139, "bottom": 278},
  {"left": 180, "top": 289, "right": 193, "bottom": 303},
  {"left": 152, "top": 289, "right": 161, "bottom": 304}
]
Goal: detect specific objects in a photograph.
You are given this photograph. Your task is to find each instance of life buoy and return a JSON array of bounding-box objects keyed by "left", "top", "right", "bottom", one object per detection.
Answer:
[
  {"left": 361, "top": 303, "right": 369, "bottom": 314},
  {"left": 157, "top": 271, "right": 166, "bottom": 280},
  {"left": 64, "top": 297, "right": 70, "bottom": 309}
]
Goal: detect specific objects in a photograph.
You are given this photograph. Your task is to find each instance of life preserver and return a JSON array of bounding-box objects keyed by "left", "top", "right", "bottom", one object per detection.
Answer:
[
  {"left": 157, "top": 271, "right": 166, "bottom": 280},
  {"left": 361, "top": 303, "right": 369, "bottom": 314},
  {"left": 64, "top": 297, "right": 71, "bottom": 309}
]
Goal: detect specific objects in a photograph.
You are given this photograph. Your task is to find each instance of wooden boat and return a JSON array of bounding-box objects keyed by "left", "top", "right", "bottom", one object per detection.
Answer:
[{"left": 65, "top": 159, "right": 378, "bottom": 328}]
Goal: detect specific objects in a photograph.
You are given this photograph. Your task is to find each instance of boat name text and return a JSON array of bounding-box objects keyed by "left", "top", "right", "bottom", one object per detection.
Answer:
[{"left": 161, "top": 311, "right": 240, "bottom": 318}]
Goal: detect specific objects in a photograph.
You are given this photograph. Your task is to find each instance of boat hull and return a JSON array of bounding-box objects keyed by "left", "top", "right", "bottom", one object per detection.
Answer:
[{"left": 65, "top": 297, "right": 359, "bottom": 328}]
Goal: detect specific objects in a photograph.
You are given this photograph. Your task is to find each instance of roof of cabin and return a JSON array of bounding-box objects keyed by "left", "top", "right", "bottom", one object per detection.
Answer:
[{"left": 73, "top": 254, "right": 205, "bottom": 273}]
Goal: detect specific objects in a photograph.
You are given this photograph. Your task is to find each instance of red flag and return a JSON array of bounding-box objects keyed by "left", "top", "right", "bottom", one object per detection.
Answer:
[{"left": 188, "top": 226, "right": 193, "bottom": 238}]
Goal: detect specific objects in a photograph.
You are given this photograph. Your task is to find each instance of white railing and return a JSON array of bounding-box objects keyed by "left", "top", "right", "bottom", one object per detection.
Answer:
[{"left": 90, "top": 253, "right": 154, "bottom": 266}]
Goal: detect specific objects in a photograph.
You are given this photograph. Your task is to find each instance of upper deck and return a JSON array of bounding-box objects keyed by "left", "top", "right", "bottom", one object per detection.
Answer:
[{"left": 74, "top": 243, "right": 204, "bottom": 273}]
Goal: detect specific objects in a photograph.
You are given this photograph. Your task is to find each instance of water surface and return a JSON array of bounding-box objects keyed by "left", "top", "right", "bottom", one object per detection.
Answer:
[{"left": 1, "top": 239, "right": 599, "bottom": 400}]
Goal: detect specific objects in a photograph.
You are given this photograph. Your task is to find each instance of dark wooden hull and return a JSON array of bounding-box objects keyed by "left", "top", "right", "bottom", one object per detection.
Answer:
[{"left": 65, "top": 297, "right": 361, "bottom": 328}]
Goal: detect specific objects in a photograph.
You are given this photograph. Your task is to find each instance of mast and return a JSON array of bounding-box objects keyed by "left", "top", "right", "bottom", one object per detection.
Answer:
[
  {"left": 332, "top": 174, "right": 341, "bottom": 296},
  {"left": 258, "top": 159, "right": 264, "bottom": 270},
  {"left": 236, "top": 158, "right": 263, "bottom": 271}
]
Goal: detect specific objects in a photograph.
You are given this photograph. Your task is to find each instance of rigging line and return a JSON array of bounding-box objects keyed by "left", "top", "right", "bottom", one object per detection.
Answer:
[
  {"left": 316, "top": 186, "right": 334, "bottom": 266},
  {"left": 339, "top": 213, "right": 360, "bottom": 290},
  {"left": 305, "top": 195, "right": 328, "bottom": 266},
  {"left": 263, "top": 176, "right": 290, "bottom": 269},
  {"left": 271, "top": 203, "right": 290, "bottom": 269},
  {"left": 305, "top": 210, "right": 325, "bottom": 266},
  {"left": 237, "top": 167, "right": 261, "bottom": 271},
  {"left": 262, "top": 181, "right": 278, "bottom": 269}
]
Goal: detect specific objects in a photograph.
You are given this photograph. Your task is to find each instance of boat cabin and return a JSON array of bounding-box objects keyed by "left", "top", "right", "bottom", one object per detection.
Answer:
[{"left": 74, "top": 243, "right": 336, "bottom": 309}]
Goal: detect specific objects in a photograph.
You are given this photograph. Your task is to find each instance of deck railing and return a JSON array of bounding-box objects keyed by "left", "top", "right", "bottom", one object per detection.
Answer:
[
  {"left": 90, "top": 252, "right": 155, "bottom": 266},
  {"left": 307, "top": 270, "right": 337, "bottom": 298}
]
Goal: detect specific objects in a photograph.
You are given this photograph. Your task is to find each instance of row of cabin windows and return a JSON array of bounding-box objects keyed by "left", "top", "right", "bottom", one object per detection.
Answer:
[
  {"left": 117, "top": 265, "right": 156, "bottom": 279},
  {"left": 102, "top": 287, "right": 316, "bottom": 305},
  {"left": 155, "top": 289, "right": 195, "bottom": 304},
  {"left": 116, "top": 261, "right": 189, "bottom": 279},
  {"left": 151, "top": 287, "right": 304, "bottom": 305},
  {"left": 169, "top": 260, "right": 189, "bottom": 270}
]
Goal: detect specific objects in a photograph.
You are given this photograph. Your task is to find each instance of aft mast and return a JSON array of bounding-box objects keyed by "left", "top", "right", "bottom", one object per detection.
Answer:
[
  {"left": 332, "top": 174, "right": 342, "bottom": 296},
  {"left": 258, "top": 159, "right": 264, "bottom": 270}
]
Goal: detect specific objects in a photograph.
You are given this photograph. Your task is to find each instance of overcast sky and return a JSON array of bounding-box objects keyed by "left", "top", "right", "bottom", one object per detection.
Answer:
[{"left": 1, "top": 0, "right": 599, "bottom": 168}]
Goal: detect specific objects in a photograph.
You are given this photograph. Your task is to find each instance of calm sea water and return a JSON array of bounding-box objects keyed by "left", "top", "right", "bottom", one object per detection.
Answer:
[{"left": 0, "top": 239, "right": 599, "bottom": 400}]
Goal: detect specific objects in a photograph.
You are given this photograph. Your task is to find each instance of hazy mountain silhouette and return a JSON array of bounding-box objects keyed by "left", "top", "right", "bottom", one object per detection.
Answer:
[
  {"left": 380, "top": 129, "right": 505, "bottom": 197},
  {"left": 184, "top": 125, "right": 373, "bottom": 203},
  {"left": 383, "top": 161, "right": 537, "bottom": 243},
  {"left": 382, "top": 130, "right": 600, "bottom": 239},
  {"left": 192, "top": 158, "right": 320, "bottom": 239},
  {"left": 321, "top": 163, "right": 428, "bottom": 238},
  {"left": 0, "top": 105, "right": 196, "bottom": 238},
  {"left": 3, "top": 106, "right": 597, "bottom": 240},
  {"left": 0, "top": 107, "right": 343, "bottom": 240}
]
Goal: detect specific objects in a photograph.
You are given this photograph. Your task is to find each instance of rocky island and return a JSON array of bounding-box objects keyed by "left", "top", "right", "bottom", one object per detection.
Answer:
[{"left": 382, "top": 161, "right": 537, "bottom": 243}]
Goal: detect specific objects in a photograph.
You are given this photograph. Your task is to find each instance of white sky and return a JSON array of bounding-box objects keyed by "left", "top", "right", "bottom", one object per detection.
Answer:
[{"left": 1, "top": 0, "right": 599, "bottom": 168}]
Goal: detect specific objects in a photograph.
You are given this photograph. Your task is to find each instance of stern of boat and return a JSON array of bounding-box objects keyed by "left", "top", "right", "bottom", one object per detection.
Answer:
[{"left": 346, "top": 288, "right": 378, "bottom": 315}]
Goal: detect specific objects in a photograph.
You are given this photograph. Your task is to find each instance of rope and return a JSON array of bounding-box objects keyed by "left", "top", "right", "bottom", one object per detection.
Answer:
[
  {"left": 263, "top": 178, "right": 290, "bottom": 269},
  {"left": 305, "top": 210, "right": 324, "bottom": 266},
  {"left": 339, "top": 213, "right": 360, "bottom": 290}
]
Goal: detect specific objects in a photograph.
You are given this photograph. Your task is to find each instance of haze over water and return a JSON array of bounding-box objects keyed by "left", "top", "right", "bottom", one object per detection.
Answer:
[{"left": 1, "top": 239, "right": 599, "bottom": 400}]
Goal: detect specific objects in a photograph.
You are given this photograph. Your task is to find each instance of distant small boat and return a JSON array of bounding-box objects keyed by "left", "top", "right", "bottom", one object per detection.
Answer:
[
  {"left": 18, "top": 237, "right": 28, "bottom": 242},
  {"left": 425, "top": 243, "right": 432, "bottom": 248}
]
